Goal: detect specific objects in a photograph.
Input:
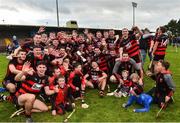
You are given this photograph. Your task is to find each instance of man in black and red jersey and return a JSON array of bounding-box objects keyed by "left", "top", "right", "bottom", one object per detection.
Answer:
[
  {"left": 108, "top": 50, "right": 119, "bottom": 75},
  {"left": 1, "top": 49, "right": 27, "bottom": 104},
  {"left": 119, "top": 27, "right": 143, "bottom": 79},
  {"left": 93, "top": 46, "right": 114, "bottom": 92},
  {"left": 119, "top": 27, "right": 142, "bottom": 64},
  {"left": 147, "top": 60, "right": 175, "bottom": 109},
  {"left": 110, "top": 52, "right": 142, "bottom": 85},
  {"left": 14, "top": 61, "right": 49, "bottom": 123},
  {"left": 152, "top": 26, "right": 168, "bottom": 61},
  {"left": 93, "top": 47, "right": 109, "bottom": 74},
  {"left": 84, "top": 61, "right": 107, "bottom": 97},
  {"left": 68, "top": 62, "right": 89, "bottom": 109},
  {"left": 106, "top": 29, "right": 119, "bottom": 53}
]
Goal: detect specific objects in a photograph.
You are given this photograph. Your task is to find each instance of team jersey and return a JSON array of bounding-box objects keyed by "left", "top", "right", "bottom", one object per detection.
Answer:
[
  {"left": 88, "top": 69, "right": 103, "bottom": 83},
  {"left": 120, "top": 35, "right": 140, "bottom": 57},
  {"left": 54, "top": 85, "right": 73, "bottom": 106},
  {"left": 122, "top": 79, "right": 133, "bottom": 87},
  {"left": 16, "top": 73, "right": 48, "bottom": 96},
  {"left": 93, "top": 53, "right": 109, "bottom": 72},
  {"left": 154, "top": 34, "right": 168, "bottom": 56},
  {"left": 68, "top": 71, "right": 85, "bottom": 90},
  {"left": 154, "top": 71, "right": 175, "bottom": 97},
  {"left": 4, "top": 58, "right": 24, "bottom": 82}
]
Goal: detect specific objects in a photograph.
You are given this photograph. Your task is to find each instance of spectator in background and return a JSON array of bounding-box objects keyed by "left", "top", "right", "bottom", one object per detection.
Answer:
[
  {"left": 12, "top": 35, "right": 20, "bottom": 51},
  {"left": 6, "top": 44, "right": 13, "bottom": 55}
]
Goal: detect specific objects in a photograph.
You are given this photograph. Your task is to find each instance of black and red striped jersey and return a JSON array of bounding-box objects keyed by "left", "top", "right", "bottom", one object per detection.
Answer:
[
  {"left": 122, "top": 79, "right": 133, "bottom": 87},
  {"left": 120, "top": 35, "right": 140, "bottom": 57},
  {"left": 93, "top": 53, "right": 109, "bottom": 72},
  {"left": 16, "top": 73, "right": 48, "bottom": 96},
  {"left": 88, "top": 69, "right": 103, "bottom": 83},
  {"left": 154, "top": 34, "right": 168, "bottom": 56},
  {"left": 4, "top": 58, "right": 24, "bottom": 82}
]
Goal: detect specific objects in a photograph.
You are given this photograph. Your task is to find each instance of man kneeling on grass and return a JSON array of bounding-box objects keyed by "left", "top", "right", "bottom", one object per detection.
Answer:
[
  {"left": 147, "top": 60, "right": 176, "bottom": 109},
  {"left": 84, "top": 61, "right": 107, "bottom": 97},
  {"left": 14, "top": 61, "right": 49, "bottom": 123}
]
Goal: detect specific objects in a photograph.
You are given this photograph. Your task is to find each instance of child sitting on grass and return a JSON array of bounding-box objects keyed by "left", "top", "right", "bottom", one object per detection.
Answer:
[
  {"left": 122, "top": 73, "right": 153, "bottom": 112},
  {"left": 50, "top": 75, "right": 75, "bottom": 115},
  {"left": 114, "top": 70, "right": 132, "bottom": 97}
]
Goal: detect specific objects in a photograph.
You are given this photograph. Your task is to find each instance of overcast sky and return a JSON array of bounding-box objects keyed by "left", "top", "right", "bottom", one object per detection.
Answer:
[{"left": 0, "top": 0, "right": 179, "bottom": 31}]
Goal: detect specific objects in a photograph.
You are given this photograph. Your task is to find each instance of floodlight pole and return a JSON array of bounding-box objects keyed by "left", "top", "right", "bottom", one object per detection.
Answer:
[
  {"left": 132, "top": 2, "right": 137, "bottom": 26},
  {"left": 133, "top": 6, "right": 135, "bottom": 26},
  {"left": 56, "top": 0, "right": 60, "bottom": 27}
]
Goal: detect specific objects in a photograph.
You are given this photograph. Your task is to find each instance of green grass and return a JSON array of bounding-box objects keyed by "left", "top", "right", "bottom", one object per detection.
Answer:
[{"left": 0, "top": 46, "right": 180, "bottom": 122}]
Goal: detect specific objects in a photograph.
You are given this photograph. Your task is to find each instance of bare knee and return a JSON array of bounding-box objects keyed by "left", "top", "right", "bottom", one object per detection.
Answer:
[
  {"left": 18, "top": 94, "right": 35, "bottom": 106},
  {"left": 6, "top": 83, "right": 16, "bottom": 93},
  {"left": 27, "top": 94, "right": 36, "bottom": 102},
  {"left": 42, "top": 106, "right": 48, "bottom": 112},
  {"left": 110, "top": 75, "right": 117, "bottom": 83}
]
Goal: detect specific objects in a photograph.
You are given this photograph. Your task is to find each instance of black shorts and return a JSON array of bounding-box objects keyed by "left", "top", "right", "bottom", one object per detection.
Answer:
[
  {"left": 56, "top": 103, "right": 73, "bottom": 115},
  {"left": 92, "top": 82, "right": 99, "bottom": 89},
  {"left": 72, "top": 90, "right": 81, "bottom": 98},
  {"left": 153, "top": 55, "right": 165, "bottom": 61}
]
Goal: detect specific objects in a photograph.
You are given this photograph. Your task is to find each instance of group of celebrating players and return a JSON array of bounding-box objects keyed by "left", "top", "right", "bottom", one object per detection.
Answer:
[{"left": 0, "top": 26, "right": 176, "bottom": 122}]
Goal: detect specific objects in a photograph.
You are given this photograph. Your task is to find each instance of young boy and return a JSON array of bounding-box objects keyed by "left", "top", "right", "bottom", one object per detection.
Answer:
[
  {"left": 122, "top": 73, "right": 153, "bottom": 112},
  {"left": 49, "top": 75, "right": 75, "bottom": 115},
  {"left": 122, "top": 85, "right": 153, "bottom": 113},
  {"left": 68, "top": 62, "right": 89, "bottom": 108},
  {"left": 113, "top": 70, "right": 132, "bottom": 97},
  {"left": 84, "top": 61, "right": 107, "bottom": 97}
]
